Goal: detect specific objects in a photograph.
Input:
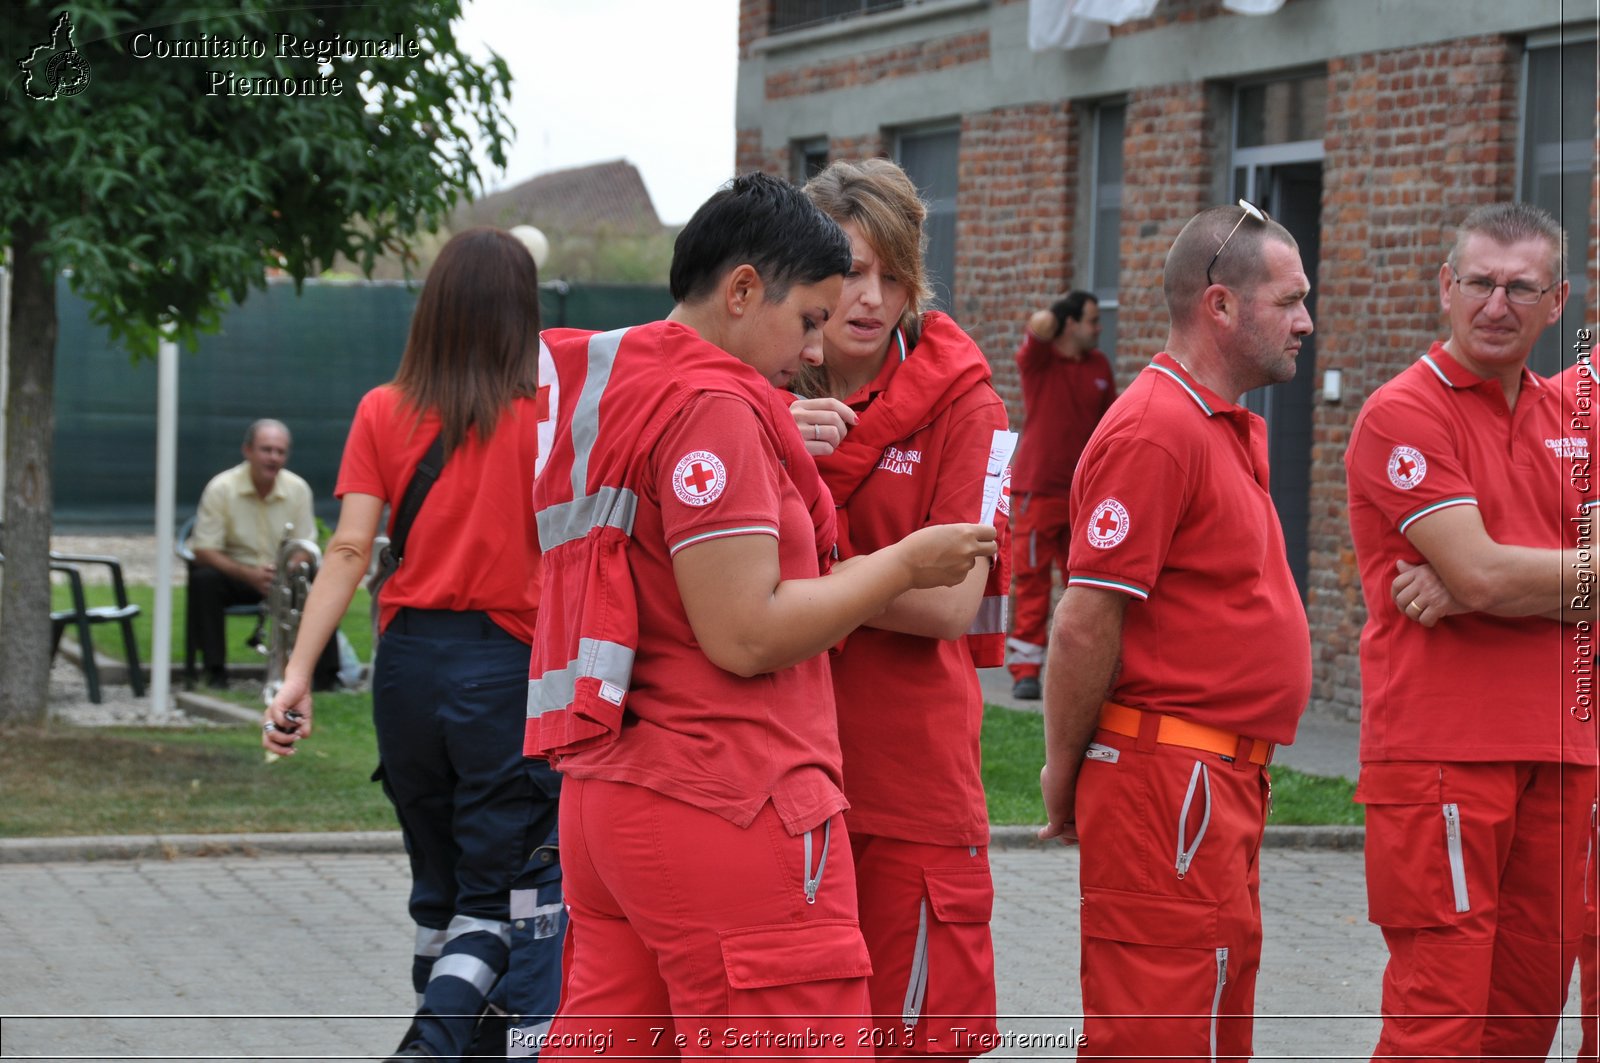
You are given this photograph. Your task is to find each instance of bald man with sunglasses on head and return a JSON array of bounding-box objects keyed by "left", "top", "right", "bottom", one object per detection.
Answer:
[
  {"left": 1345, "top": 201, "right": 1595, "bottom": 1061},
  {"left": 1039, "top": 202, "right": 1313, "bottom": 1061}
]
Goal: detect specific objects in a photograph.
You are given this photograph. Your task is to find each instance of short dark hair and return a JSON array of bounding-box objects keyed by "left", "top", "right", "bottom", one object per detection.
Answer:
[
  {"left": 1448, "top": 201, "right": 1567, "bottom": 282},
  {"left": 670, "top": 172, "right": 851, "bottom": 305},
  {"left": 1049, "top": 291, "right": 1098, "bottom": 337},
  {"left": 1164, "top": 205, "right": 1297, "bottom": 325},
  {"left": 393, "top": 227, "right": 541, "bottom": 457}
]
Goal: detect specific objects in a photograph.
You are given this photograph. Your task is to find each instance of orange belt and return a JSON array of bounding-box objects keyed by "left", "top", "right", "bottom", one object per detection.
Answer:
[{"left": 1097, "top": 701, "right": 1274, "bottom": 766}]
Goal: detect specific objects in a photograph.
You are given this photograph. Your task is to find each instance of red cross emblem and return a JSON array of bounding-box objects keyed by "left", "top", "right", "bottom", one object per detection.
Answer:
[
  {"left": 673, "top": 450, "right": 727, "bottom": 507},
  {"left": 1386, "top": 446, "right": 1426, "bottom": 491},
  {"left": 1086, "top": 497, "right": 1130, "bottom": 549}
]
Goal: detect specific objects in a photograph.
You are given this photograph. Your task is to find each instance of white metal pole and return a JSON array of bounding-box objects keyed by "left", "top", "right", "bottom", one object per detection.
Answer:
[
  {"left": 0, "top": 254, "right": 12, "bottom": 501},
  {"left": 149, "top": 325, "right": 178, "bottom": 718}
]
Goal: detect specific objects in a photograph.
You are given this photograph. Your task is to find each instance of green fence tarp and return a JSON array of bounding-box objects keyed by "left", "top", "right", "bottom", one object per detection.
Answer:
[{"left": 50, "top": 276, "right": 672, "bottom": 528}]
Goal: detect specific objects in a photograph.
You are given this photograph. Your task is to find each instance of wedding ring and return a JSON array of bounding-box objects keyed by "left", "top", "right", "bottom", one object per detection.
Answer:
[{"left": 263, "top": 721, "right": 278, "bottom": 734}]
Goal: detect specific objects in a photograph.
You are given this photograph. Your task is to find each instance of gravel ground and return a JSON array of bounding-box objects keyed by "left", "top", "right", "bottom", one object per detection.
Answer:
[{"left": 41, "top": 533, "right": 207, "bottom": 727}]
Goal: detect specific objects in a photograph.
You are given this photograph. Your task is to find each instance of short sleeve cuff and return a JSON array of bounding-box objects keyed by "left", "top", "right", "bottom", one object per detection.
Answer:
[
  {"left": 1066, "top": 573, "right": 1151, "bottom": 601},
  {"left": 1397, "top": 496, "right": 1478, "bottom": 534},
  {"left": 669, "top": 524, "right": 778, "bottom": 557}
]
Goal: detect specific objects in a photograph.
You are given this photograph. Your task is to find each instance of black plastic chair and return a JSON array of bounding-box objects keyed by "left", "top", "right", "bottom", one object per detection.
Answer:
[
  {"left": 47, "top": 552, "right": 146, "bottom": 703},
  {"left": 176, "top": 514, "right": 266, "bottom": 686}
]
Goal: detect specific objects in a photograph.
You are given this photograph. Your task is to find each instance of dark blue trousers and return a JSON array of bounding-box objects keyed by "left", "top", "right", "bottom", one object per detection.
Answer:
[{"left": 372, "top": 608, "right": 564, "bottom": 1061}]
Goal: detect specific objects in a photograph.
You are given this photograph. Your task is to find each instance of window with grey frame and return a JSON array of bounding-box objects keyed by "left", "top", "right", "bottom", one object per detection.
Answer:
[
  {"left": 1088, "top": 101, "right": 1125, "bottom": 363},
  {"left": 1520, "top": 35, "right": 1597, "bottom": 377},
  {"left": 895, "top": 125, "right": 960, "bottom": 313},
  {"left": 792, "top": 137, "right": 830, "bottom": 185},
  {"left": 770, "top": 0, "right": 906, "bottom": 34}
]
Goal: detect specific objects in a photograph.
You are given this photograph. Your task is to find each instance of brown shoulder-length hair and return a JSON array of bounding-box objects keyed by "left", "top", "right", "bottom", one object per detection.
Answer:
[
  {"left": 795, "top": 158, "right": 931, "bottom": 398},
  {"left": 392, "top": 227, "right": 541, "bottom": 456}
]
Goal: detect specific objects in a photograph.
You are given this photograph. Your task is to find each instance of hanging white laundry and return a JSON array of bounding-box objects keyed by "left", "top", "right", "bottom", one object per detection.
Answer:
[
  {"left": 1028, "top": 0, "right": 1112, "bottom": 50},
  {"left": 1068, "top": 0, "right": 1161, "bottom": 25}
]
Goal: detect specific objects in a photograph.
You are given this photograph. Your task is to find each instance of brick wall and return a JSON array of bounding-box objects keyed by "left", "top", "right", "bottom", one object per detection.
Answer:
[
  {"left": 739, "top": 0, "right": 772, "bottom": 56},
  {"left": 1113, "top": 83, "right": 1218, "bottom": 382},
  {"left": 766, "top": 31, "right": 988, "bottom": 99},
  {"left": 955, "top": 103, "right": 1078, "bottom": 418},
  {"left": 1310, "top": 38, "right": 1520, "bottom": 718}
]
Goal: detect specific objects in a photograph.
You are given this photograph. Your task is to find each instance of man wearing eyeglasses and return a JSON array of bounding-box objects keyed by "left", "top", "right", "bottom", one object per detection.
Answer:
[
  {"left": 1038, "top": 202, "right": 1313, "bottom": 1060},
  {"left": 1344, "top": 201, "right": 1594, "bottom": 1060}
]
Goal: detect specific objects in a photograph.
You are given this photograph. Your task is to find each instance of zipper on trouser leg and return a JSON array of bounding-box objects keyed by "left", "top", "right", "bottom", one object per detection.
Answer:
[
  {"left": 802, "top": 818, "right": 831, "bottom": 905},
  {"left": 1176, "top": 761, "right": 1212, "bottom": 878},
  {"left": 1443, "top": 803, "right": 1470, "bottom": 913},
  {"left": 1208, "top": 946, "right": 1229, "bottom": 1062},
  {"left": 902, "top": 897, "right": 930, "bottom": 1034},
  {"left": 1587, "top": 802, "right": 1597, "bottom": 908}
]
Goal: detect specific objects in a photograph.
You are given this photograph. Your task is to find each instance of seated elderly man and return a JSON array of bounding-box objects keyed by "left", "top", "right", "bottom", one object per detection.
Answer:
[{"left": 188, "top": 418, "right": 337, "bottom": 689}]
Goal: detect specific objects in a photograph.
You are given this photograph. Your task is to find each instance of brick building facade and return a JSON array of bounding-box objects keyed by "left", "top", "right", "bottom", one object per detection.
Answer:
[{"left": 736, "top": 0, "right": 1599, "bottom": 719}]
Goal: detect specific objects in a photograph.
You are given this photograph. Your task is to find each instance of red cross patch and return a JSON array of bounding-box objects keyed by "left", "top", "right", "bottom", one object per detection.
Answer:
[
  {"left": 672, "top": 450, "right": 727, "bottom": 507},
  {"left": 1386, "top": 445, "right": 1426, "bottom": 491},
  {"left": 998, "top": 467, "right": 1012, "bottom": 519},
  {"left": 1086, "top": 497, "right": 1130, "bottom": 550}
]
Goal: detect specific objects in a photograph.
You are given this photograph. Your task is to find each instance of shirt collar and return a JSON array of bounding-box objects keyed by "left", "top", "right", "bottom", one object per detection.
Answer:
[
  {"left": 233, "top": 461, "right": 286, "bottom": 501},
  {"left": 842, "top": 329, "right": 905, "bottom": 407},
  {"left": 1420, "top": 341, "right": 1546, "bottom": 401},
  {"left": 1146, "top": 351, "right": 1238, "bottom": 419}
]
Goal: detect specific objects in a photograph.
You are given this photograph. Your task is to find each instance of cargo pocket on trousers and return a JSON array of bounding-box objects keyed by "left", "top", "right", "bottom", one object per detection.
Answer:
[
  {"left": 720, "top": 919, "right": 872, "bottom": 1013},
  {"left": 916, "top": 865, "right": 998, "bottom": 1035},
  {"left": 1080, "top": 886, "right": 1229, "bottom": 1053},
  {"left": 1354, "top": 762, "right": 1460, "bottom": 927}
]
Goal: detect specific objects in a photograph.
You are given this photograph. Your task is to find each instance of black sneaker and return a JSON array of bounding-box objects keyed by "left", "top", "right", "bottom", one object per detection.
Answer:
[
  {"left": 1012, "top": 676, "right": 1041, "bottom": 700},
  {"left": 203, "top": 671, "right": 229, "bottom": 691}
]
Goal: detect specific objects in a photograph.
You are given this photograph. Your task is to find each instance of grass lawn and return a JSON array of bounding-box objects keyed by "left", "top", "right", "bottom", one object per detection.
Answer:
[
  {"left": 1, "top": 699, "right": 1359, "bottom": 838},
  {"left": 0, "top": 689, "right": 393, "bottom": 837},
  {"left": 981, "top": 704, "right": 1362, "bottom": 828},
  {"left": 49, "top": 581, "right": 373, "bottom": 666}
]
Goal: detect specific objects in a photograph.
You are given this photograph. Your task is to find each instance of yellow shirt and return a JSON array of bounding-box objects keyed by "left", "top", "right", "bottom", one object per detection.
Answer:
[{"left": 191, "top": 462, "right": 315, "bottom": 567}]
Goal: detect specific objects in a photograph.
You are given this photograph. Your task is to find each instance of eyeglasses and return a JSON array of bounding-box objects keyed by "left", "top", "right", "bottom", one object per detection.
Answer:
[
  {"left": 1448, "top": 268, "right": 1560, "bottom": 306},
  {"left": 1205, "top": 199, "right": 1269, "bottom": 287}
]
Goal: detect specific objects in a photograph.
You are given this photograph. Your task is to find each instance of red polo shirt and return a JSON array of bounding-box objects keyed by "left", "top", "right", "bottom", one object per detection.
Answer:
[
  {"left": 337, "top": 385, "right": 542, "bottom": 643},
  {"left": 1066, "top": 352, "right": 1311, "bottom": 744},
  {"left": 1011, "top": 335, "right": 1117, "bottom": 497},
  {"left": 827, "top": 345, "right": 1009, "bottom": 847},
  {"left": 1346, "top": 343, "right": 1594, "bottom": 765},
  {"left": 556, "top": 391, "right": 847, "bottom": 835}
]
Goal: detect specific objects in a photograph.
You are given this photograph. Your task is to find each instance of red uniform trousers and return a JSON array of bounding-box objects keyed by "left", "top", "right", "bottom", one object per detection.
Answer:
[
  {"left": 850, "top": 833, "right": 998, "bottom": 1059},
  {"left": 544, "top": 777, "right": 872, "bottom": 1059},
  {"left": 1582, "top": 834, "right": 1597, "bottom": 1062},
  {"left": 1356, "top": 761, "right": 1595, "bottom": 1062},
  {"left": 1007, "top": 493, "right": 1072, "bottom": 681},
  {"left": 1074, "top": 727, "right": 1271, "bottom": 1063}
]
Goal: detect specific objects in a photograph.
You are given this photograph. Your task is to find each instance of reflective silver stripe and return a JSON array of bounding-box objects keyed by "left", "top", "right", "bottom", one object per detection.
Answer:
[
  {"left": 509, "top": 889, "right": 538, "bottom": 920},
  {"left": 967, "top": 595, "right": 1008, "bottom": 636},
  {"left": 536, "top": 485, "right": 639, "bottom": 550},
  {"left": 527, "top": 637, "right": 637, "bottom": 718},
  {"left": 414, "top": 925, "right": 447, "bottom": 959},
  {"left": 903, "top": 897, "right": 930, "bottom": 1028},
  {"left": 1443, "top": 803, "right": 1470, "bottom": 913},
  {"left": 1209, "top": 947, "right": 1229, "bottom": 1061},
  {"left": 446, "top": 914, "right": 511, "bottom": 947},
  {"left": 429, "top": 952, "right": 498, "bottom": 995},
  {"left": 1588, "top": 802, "right": 1598, "bottom": 907},
  {"left": 569, "top": 328, "right": 629, "bottom": 501},
  {"left": 530, "top": 902, "right": 565, "bottom": 939},
  {"left": 1006, "top": 637, "right": 1045, "bottom": 665},
  {"left": 1175, "top": 761, "right": 1212, "bottom": 878}
]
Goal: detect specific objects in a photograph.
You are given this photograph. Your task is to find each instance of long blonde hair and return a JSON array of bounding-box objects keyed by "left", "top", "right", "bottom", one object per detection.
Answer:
[{"left": 797, "top": 158, "right": 931, "bottom": 398}]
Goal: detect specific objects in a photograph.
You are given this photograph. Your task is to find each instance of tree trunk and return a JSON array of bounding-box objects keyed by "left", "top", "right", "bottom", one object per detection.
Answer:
[{"left": 0, "top": 222, "right": 59, "bottom": 725}]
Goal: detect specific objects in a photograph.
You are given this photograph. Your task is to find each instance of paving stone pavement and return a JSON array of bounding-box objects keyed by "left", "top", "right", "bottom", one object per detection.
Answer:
[{"left": 0, "top": 845, "right": 1585, "bottom": 1061}]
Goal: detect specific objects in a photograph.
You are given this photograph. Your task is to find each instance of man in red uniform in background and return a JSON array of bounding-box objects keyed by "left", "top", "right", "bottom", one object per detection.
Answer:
[
  {"left": 1039, "top": 203, "right": 1313, "bottom": 1059},
  {"left": 1346, "top": 202, "right": 1595, "bottom": 1060},
  {"left": 1006, "top": 291, "right": 1116, "bottom": 699}
]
